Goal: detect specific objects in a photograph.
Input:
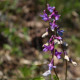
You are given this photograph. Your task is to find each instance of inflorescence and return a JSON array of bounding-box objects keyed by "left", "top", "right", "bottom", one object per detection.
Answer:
[{"left": 40, "top": 4, "right": 77, "bottom": 77}]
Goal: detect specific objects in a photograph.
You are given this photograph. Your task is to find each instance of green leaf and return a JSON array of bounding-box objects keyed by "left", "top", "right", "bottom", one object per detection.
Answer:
[
  {"left": 53, "top": 75, "right": 58, "bottom": 80},
  {"left": 3, "top": 44, "right": 11, "bottom": 50},
  {"left": 19, "top": 66, "right": 31, "bottom": 77},
  {"left": 33, "top": 77, "right": 45, "bottom": 80},
  {"left": 43, "top": 54, "right": 49, "bottom": 59},
  {"left": 11, "top": 46, "right": 23, "bottom": 57}
]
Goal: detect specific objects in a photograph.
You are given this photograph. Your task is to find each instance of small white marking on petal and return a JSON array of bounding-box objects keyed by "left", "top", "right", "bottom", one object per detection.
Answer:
[
  {"left": 54, "top": 39, "right": 63, "bottom": 44},
  {"left": 66, "top": 43, "right": 68, "bottom": 46},
  {"left": 52, "top": 29, "right": 54, "bottom": 31},
  {"left": 54, "top": 39, "right": 58, "bottom": 44},
  {"left": 42, "top": 32, "right": 48, "bottom": 38},
  {"left": 64, "top": 55, "right": 69, "bottom": 61},
  {"left": 42, "top": 43, "right": 48, "bottom": 47},
  {"left": 72, "top": 61, "right": 77, "bottom": 66},
  {"left": 60, "top": 40, "right": 63, "bottom": 44}
]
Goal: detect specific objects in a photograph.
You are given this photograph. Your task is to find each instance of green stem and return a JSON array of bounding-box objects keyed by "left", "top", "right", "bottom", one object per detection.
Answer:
[
  {"left": 45, "top": 0, "right": 47, "bottom": 8},
  {"left": 52, "top": 48, "right": 59, "bottom": 80},
  {"left": 45, "top": 1, "right": 59, "bottom": 80},
  {"left": 49, "top": 74, "right": 52, "bottom": 80},
  {"left": 45, "top": 0, "right": 47, "bottom": 12},
  {"left": 53, "top": 59, "right": 59, "bottom": 80},
  {"left": 60, "top": 44, "right": 68, "bottom": 80},
  {"left": 65, "top": 60, "right": 67, "bottom": 80},
  {"left": 54, "top": 68, "right": 59, "bottom": 80}
]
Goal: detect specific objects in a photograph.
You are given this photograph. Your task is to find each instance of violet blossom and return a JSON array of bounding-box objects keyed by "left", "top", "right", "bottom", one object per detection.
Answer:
[
  {"left": 50, "top": 20, "right": 58, "bottom": 31},
  {"left": 49, "top": 10, "right": 60, "bottom": 20},
  {"left": 43, "top": 41, "right": 54, "bottom": 52},
  {"left": 48, "top": 59, "right": 56, "bottom": 70},
  {"left": 47, "top": 4, "right": 55, "bottom": 13},
  {"left": 40, "top": 10, "right": 49, "bottom": 21},
  {"left": 43, "top": 59, "right": 56, "bottom": 76},
  {"left": 57, "top": 29, "right": 64, "bottom": 36},
  {"left": 55, "top": 50, "right": 62, "bottom": 59}
]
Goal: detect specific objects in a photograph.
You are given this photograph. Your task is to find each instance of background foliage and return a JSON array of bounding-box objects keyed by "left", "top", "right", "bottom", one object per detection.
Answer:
[{"left": 0, "top": 0, "right": 80, "bottom": 80}]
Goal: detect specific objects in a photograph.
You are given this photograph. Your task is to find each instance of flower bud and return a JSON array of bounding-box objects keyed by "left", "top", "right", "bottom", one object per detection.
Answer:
[
  {"left": 64, "top": 55, "right": 69, "bottom": 61},
  {"left": 42, "top": 32, "right": 48, "bottom": 38},
  {"left": 72, "top": 61, "right": 77, "bottom": 66}
]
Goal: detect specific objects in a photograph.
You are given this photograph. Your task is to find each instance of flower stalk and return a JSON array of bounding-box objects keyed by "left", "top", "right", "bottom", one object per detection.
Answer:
[
  {"left": 65, "top": 60, "right": 67, "bottom": 80},
  {"left": 45, "top": 0, "right": 47, "bottom": 10},
  {"left": 53, "top": 57, "right": 59, "bottom": 80}
]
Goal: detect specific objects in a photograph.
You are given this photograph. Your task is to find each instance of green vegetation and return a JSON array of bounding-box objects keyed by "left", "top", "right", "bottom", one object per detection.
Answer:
[{"left": 0, "top": 0, "right": 80, "bottom": 80}]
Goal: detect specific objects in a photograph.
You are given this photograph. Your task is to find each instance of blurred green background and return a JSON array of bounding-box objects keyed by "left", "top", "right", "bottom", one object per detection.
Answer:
[{"left": 0, "top": 0, "right": 80, "bottom": 80}]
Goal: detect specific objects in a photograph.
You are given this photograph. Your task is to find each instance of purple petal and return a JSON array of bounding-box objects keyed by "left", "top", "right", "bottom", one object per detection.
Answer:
[
  {"left": 40, "top": 10, "right": 49, "bottom": 21},
  {"left": 55, "top": 15, "right": 60, "bottom": 20},
  {"left": 56, "top": 36, "right": 62, "bottom": 40},
  {"left": 47, "top": 4, "right": 55, "bottom": 13},
  {"left": 55, "top": 50, "right": 62, "bottom": 59},
  {"left": 43, "top": 48, "right": 48, "bottom": 52},
  {"left": 57, "top": 55, "right": 61, "bottom": 59},
  {"left": 53, "top": 66, "right": 56, "bottom": 68},
  {"left": 50, "top": 46, "right": 54, "bottom": 50}
]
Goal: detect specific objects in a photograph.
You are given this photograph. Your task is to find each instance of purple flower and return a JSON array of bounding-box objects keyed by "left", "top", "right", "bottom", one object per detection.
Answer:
[
  {"left": 48, "top": 59, "right": 56, "bottom": 70},
  {"left": 43, "top": 42, "right": 54, "bottom": 52},
  {"left": 50, "top": 20, "right": 58, "bottom": 31},
  {"left": 47, "top": 4, "right": 55, "bottom": 13},
  {"left": 43, "top": 44, "right": 54, "bottom": 52},
  {"left": 49, "top": 35, "right": 53, "bottom": 43},
  {"left": 55, "top": 36, "right": 62, "bottom": 40},
  {"left": 54, "top": 14, "right": 61, "bottom": 20},
  {"left": 49, "top": 12, "right": 55, "bottom": 19},
  {"left": 57, "top": 28, "right": 64, "bottom": 36},
  {"left": 42, "top": 59, "right": 56, "bottom": 76},
  {"left": 49, "top": 11, "right": 60, "bottom": 20},
  {"left": 43, "top": 45, "right": 49, "bottom": 52},
  {"left": 40, "top": 10, "right": 49, "bottom": 21},
  {"left": 55, "top": 50, "right": 62, "bottom": 59},
  {"left": 49, "top": 35, "right": 62, "bottom": 41},
  {"left": 53, "top": 35, "right": 62, "bottom": 40}
]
